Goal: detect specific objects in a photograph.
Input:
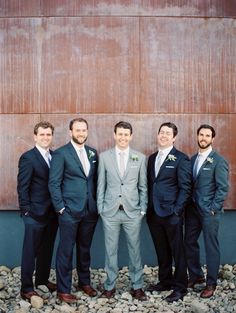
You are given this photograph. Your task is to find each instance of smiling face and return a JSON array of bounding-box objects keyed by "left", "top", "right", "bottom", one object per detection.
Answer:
[
  {"left": 114, "top": 127, "right": 133, "bottom": 150},
  {"left": 197, "top": 128, "right": 214, "bottom": 152},
  {"left": 34, "top": 127, "right": 53, "bottom": 150},
  {"left": 157, "top": 125, "right": 176, "bottom": 149},
  {"left": 70, "top": 121, "right": 88, "bottom": 147}
]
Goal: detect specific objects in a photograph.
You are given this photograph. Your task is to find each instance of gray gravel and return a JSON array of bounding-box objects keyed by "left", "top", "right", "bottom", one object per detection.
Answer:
[{"left": 1, "top": 264, "right": 236, "bottom": 313}]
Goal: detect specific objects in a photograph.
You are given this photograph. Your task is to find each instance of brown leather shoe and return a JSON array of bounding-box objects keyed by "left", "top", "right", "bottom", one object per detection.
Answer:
[
  {"left": 130, "top": 288, "right": 147, "bottom": 301},
  {"left": 57, "top": 292, "right": 77, "bottom": 303},
  {"left": 200, "top": 285, "right": 216, "bottom": 298},
  {"left": 46, "top": 281, "right": 57, "bottom": 292},
  {"left": 100, "top": 288, "right": 116, "bottom": 298},
  {"left": 188, "top": 277, "right": 205, "bottom": 288},
  {"left": 21, "top": 290, "right": 41, "bottom": 301},
  {"left": 77, "top": 285, "right": 97, "bottom": 297}
]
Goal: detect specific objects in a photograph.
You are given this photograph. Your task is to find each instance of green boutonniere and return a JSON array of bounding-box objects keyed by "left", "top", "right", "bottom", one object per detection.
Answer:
[
  {"left": 167, "top": 154, "right": 177, "bottom": 161},
  {"left": 206, "top": 157, "right": 214, "bottom": 164},
  {"left": 88, "top": 150, "right": 95, "bottom": 159},
  {"left": 131, "top": 154, "right": 139, "bottom": 161}
]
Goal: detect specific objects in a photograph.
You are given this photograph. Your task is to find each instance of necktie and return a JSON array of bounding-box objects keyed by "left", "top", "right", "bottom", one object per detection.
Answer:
[
  {"left": 193, "top": 154, "right": 202, "bottom": 179},
  {"left": 155, "top": 151, "right": 164, "bottom": 176},
  {"left": 45, "top": 151, "right": 51, "bottom": 168},
  {"left": 79, "top": 149, "right": 88, "bottom": 176},
  {"left": 119, "top": 152, "right": 125, "bottom": 177}
]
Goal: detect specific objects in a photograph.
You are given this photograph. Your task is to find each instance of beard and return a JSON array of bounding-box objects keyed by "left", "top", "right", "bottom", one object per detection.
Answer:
[
  {"left": 197, "top": 140, "right": 212, "bottom": 150},
  {"left": 72, "top": 134, "right": 87, "bottom": 145}
]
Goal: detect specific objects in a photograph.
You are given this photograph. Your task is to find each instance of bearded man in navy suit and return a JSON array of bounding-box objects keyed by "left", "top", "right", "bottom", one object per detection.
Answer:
[
  {"left": 17, "top": 121, "right": 58, "bottom": 301},
  {"left": 49, "top": 118, "right": 98, "bottom": 303},
  {"left": 184, "top": 124, "right": 229, "bottom": 298},
  {"left": 147, "top": 122, "right": 191, "bottom": 303}
]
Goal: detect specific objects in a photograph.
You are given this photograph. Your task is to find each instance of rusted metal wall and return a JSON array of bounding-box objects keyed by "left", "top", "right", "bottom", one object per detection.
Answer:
[{"left": 0, "top": 1, "right": 235, "bottom": 210}]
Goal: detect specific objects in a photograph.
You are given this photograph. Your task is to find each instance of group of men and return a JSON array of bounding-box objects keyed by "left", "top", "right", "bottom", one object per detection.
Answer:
[{"left": 17, "top": 118, "right": 229, "bottom": 305}]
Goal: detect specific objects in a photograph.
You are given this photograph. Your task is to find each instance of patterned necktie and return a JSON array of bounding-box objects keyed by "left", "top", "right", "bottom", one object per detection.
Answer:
[
  {"left": 79, "top": 149, "right": 88, "bottom": 176},
  {"left": 155, "top": 150, "right": 164, "bottom": 176},
  {"left": 193, "top": 154, "right": 202, "bottom": 179},
  {"left": 45, "top": 151, "right": 51, "bottom": 168},
  {"left": 119, "top": 152, "right": 125, "bottom": 177}
]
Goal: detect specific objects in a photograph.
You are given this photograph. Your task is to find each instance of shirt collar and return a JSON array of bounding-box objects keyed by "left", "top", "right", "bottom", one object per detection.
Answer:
[
  {"left": 158, "top": 145, "right": 173, "bottom": 157},
  {"left": 71, "top": 139, "right": 85, "bottom": 152},
  {"left": 198, "top": 146, "right": 212, "bottom": 158},
  {"left": 115, "top": 146, "right": 130, "bottom": 156},
  {"left": 36, "top": 144, "right": 49, "bottom": 156}
]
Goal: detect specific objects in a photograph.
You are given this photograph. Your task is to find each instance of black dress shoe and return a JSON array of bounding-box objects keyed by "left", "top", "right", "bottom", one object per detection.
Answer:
[
  {"left": 147, "top": 282, "right": 172, "bottom": 292},
  {"left": 165, "top": 290, "right": 187, "bottom": 303}
]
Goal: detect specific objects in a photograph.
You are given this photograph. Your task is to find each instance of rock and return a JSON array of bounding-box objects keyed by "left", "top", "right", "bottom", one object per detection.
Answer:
[
  {"left": 191, "top": 300, "right": 209, "bottom": 313},
  {"left": 30, "top": 295, "right": 44, "bottom": 309},
  {"left": 0, "top": 279, "right": 5, "bottom": 290}
]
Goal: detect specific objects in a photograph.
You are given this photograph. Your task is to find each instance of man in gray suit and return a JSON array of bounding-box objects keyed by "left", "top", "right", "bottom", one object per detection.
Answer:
[
  {"left": 185, "top": 124, "right": 229, "bottom": 298},
  {"left": 97, "top": 121, "right": 147, "bottom": 301}
]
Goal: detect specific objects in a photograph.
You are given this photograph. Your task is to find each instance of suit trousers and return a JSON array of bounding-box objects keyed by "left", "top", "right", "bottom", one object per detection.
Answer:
[
  {"left": 185, "top": 207, "right": 220, "bottom": 286},
  {"left": 56, "top": 209, "right": 98, "bottom": 293},
  {"left": 21, "top": 214, "right": 58, "bottom": 292},
  {"left": 148, "top": 212, "right": 187, "bottom": 292},
  {"left": 101, "top": 210, "right": 144, "bottom": 291}
]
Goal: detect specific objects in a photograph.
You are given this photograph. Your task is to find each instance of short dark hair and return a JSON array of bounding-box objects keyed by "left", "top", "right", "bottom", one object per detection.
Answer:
[
  {"left": 197, "top": 124, "right": 216, "bottom": 138},
  {"left": 34, "top": 121, "right": 54, "bottom": 135},
  {"left": 69, "top": 118, "right": 88, "bottom": 130},
  {"left": 158, "top": 122, "right": 178, "bottom": 137},
  {"left": 114, "top": 121, "right": 133, "bottom": 134}
]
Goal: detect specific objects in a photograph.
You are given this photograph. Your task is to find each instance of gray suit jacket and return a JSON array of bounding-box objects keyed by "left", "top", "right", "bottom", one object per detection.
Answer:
[
  {"left": 191, "top": 150, "right": 229, "bottom": 216},
  {"left": 97, "top": 148, "right": 147, "bottom": 218}
]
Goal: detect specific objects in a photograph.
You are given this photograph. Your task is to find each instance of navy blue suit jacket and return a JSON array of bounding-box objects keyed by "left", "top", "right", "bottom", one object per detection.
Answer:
[
  {"left": 147, "top": 147, "right": 192, "bottom": 217},
  {"left": 17, "top": 147, "right": 54, "bottom": 221},
  {"left": 48, "top": 142, "right": 98, "bottom": 219},
  {"left": 191, "top": 150, "right": 229, "bottom": 216}
]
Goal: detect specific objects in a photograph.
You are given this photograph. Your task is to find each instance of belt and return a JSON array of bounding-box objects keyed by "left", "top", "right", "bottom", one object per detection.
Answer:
[{"left": 119, "top": 205, "right": 124, "bottom": 210}]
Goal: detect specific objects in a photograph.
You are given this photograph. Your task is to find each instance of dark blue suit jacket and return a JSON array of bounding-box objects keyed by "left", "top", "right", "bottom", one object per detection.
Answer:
[
  {"left": 191, "top": 150, "right": 229, "bottom": 216},
  {"left": 48, "top": 142, "right": 98, "bottom": 219},
  {"left": 147, "top": 147, "right": 192, "bottom": 217},
  {"left": 17, "top": 147, "right": 54, "bottom": 222}
]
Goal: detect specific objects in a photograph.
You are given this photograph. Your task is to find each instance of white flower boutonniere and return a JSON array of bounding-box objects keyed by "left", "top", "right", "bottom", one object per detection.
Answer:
[
  {"left": 131, "top": 154, "right": 139, "bottom": 161},
  {"left": 206, "top": 157, "right": 214, "bottom": 164},
  {"left": 88, "top": 150, "right": 95, "bottom": 159},
  {"left": 167, "top": 154, "right": 177, "bottom": 161}
]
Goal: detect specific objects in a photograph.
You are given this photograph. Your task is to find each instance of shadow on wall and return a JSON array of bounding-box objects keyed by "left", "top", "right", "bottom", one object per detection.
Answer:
[{"left": 1, "top": 211, "right": 236, "bottom": 268}]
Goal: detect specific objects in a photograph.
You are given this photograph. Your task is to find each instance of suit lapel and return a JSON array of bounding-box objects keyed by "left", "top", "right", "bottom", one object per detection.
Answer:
[
  {"left": 196, "top": 150, "right": 215, "bottom": 179},
  {"left": 33, "top": 147, "right": 49, "bottom": 170},
  {"left": 157, "top": 147, "right": 176, "bottom": 177},
  {"left": 68, "top": 142, "right": 86, "bottom": 176}
]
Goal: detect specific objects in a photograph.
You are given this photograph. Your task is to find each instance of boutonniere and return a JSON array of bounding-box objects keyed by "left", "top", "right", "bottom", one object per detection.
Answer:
[
  {"left": 88, "top": 150, "right": 95, "bottom": 159},
  {"left": 130, "top": 154, "right": 139, "bottom": 161},
  {"left": 206, "top": 157, "right": 214, "bottom": 164},
  {"left": 166, "top": 154, "right": 177, "bottom": 161}
]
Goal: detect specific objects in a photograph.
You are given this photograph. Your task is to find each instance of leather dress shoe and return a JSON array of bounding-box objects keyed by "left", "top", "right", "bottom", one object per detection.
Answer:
[
  {"left": 165, "top": 290, "right": 187, "bottom": 303},
  {"left": 100, "top": 288, "right": 116, "bottom": 298},
  {"left": 77, "top": 285, "right": 97, "bottom": 297},
  {"left": 147, "top": 282, "right": 172, "bottom": 292},
  {"left": 21, "top": 290, "right": 41, "bottom": 300},
  {"left": 200, "top": 285, "right": 216, "bottom": 298},
  {"left": 130, "top": 288, "right": 147, "bottom": 301},
  {"left": 57, "top": 292, "right": 77, "bottom": 303},
  {"left": 46, "top": 281, "right": 57, "bottom": 292},
  {"left": 188, "top": 277, "right": 205, "bottom": 288}
]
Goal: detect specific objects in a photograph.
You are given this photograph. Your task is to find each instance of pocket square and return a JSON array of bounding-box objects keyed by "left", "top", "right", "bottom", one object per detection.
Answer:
[
  {"left": 131, "top": 165, "right": 138, "bottom": 168},
  {"left": 203, "top": 167, "right": 211, "bottom": 170},
  {"left": 92, "top": 160, "right": 97, "bottom": 163},
  {"left": 165, "top": 165, "right": 174, "bottom": 168}
]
